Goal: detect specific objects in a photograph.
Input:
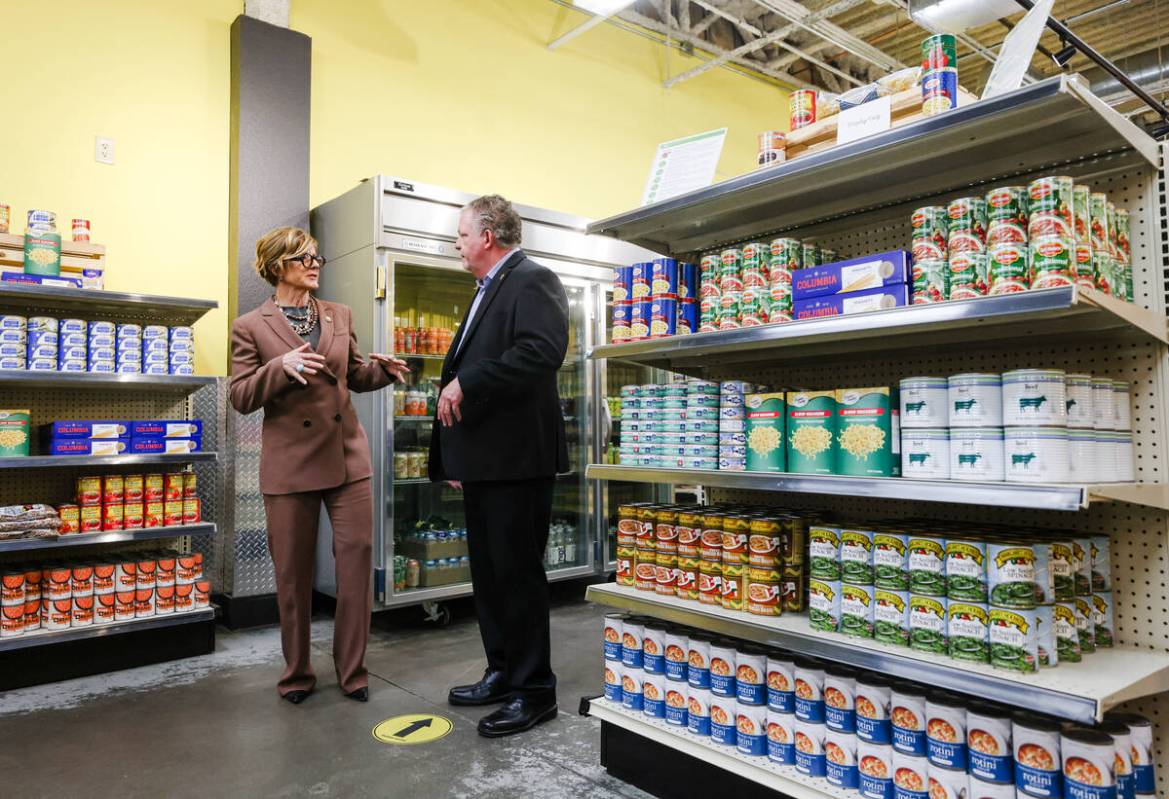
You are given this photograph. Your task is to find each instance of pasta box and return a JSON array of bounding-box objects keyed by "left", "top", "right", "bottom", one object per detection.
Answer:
[
  {"left": 1, "top": 272, "right": 83, "bottom": 289},
  {"left": 793, "top": 284, "right": 909, "bottom": 320},
  {"left": 46, "top": 438, "right": 128, "bottom": 456},
  {"left": 129, "top": 420, "right": 203, "bottom": 439},
  {"left": 43, "top": 420, "right": 130, "bottom": 439},
  {"left": 127, "top": 437, "right": 203, "bottom": 454},
  {"left": 792, "top": 250, "right": 911, "bottom": 300}
]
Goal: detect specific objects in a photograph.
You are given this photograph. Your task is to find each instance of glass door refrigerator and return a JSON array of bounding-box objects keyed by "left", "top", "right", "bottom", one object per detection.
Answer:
[{"left": 310, "top": 177, "right": 656, "bottom": 611}]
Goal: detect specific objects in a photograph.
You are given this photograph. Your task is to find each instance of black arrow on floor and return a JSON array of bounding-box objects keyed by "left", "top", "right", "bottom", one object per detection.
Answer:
[{"left": 394, "top": 718, "right": 433, "bottom": 738}]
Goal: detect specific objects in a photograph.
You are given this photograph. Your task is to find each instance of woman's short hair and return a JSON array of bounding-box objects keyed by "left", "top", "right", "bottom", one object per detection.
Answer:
[{"left": 253, "top": 226, "right": 317, "bottom": 286}]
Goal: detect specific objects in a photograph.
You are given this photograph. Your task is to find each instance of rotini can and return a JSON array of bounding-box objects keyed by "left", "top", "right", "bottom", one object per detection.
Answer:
[
  {"left": 948, "top": 251, "right": 989, "bottom": 299},
  {"left": 1030, "top": 235, "right": 1074, "bottom": 289}
]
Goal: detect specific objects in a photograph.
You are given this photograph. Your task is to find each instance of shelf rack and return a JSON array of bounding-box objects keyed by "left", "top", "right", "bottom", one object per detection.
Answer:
[
  {"left": 0, "top": 608, "right": 214, "bottom": 654},
  {"left": 0, "top": 283, "right": 217, "bottom": 326},
  {"left": 0, "top": 523, "right": 217, "bottom": 553},
  {"left": 0, "top": 371, "right": 217, "bottom": 393},
  {"left": 588, "top": 583, "right": 1169, "bottom": 724},
  {"left": 0, "top": 452, "right": 217, "bottom": 469}
]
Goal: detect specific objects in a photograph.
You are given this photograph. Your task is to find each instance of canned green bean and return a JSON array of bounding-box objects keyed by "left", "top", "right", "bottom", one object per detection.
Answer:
[{"left": 947, "top": 601, "right": 989, "bottom": 663}]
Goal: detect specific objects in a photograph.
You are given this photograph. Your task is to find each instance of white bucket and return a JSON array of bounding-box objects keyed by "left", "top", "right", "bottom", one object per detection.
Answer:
[
  {"left": 1065, "top": 373, "right": 1093, "bottom": 429},
  {"left": 1005, "top": 427, "right": 1071, "bottom": 483},
  {"left": 950, "top": 428, "right": 1005, "bottom": 481},
  {"left": 901, "top": 429, "right": 950, "bottom": 479},
  {"left": 899, "top": 377, "right": 948, "bottom": 429},
  {"left": 947, "top": 373, "right": 1003, "bottom": 428},
  {"left": 1002, "top": 369, "right": 1067, "bottom": 426}
]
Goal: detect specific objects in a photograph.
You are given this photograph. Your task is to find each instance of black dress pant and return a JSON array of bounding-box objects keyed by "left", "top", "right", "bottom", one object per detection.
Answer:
[{"left": 462, "top": 478, "right": 556, "bottom": 699}]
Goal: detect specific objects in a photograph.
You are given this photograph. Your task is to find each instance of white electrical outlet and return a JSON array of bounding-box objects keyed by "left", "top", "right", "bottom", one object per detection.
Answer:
[{"left": 95, "top": 136, "right": 115, "bottom": 165}]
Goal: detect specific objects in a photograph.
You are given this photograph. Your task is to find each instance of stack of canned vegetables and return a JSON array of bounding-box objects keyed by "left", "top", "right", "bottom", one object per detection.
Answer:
[
  {"left": 610, "top": 258, "right": 697, "bottom": 344},
  {"left": 613, "top": 502, "right": 806, "bottom": 618},
  {"left": 911, "top": 176, "right": 1133, "bottom": 305},
  {"left": 808, "top": 521, "right": 1114, "bottom": 674},
  {"left": 601, "top": 616, "right": 1155, "bottom": 797}
]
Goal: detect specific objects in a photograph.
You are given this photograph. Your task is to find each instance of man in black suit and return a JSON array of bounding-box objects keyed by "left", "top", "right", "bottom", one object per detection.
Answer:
[{"left": 428, "top": 194, "right": 568, "bottom": 737}]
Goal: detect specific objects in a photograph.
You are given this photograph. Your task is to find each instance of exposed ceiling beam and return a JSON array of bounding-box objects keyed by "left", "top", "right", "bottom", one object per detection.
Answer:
[
  {"left": 751, "top": 0, "right": 905, "bottom": 71},
  {"left": 548, "top": 10, "right": 614, "bottom": 50},
  {"left": 688, "top": 0, "right": 865, "bottom": 86},
  {"left": 661, "top": 0, "right": 868, "bottom": 89}
]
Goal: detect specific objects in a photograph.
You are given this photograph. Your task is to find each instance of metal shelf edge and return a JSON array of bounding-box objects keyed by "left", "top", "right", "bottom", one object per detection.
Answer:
[
  {"left": 585, "top": 465, "right": 1093, "bottom": 512},
  {"left": 586, "top": 698, "right": 845, "bottom": 799},
  {"left": 586, "top": 585, "right": 1126, "bottom": 724},
  {"left": 0, "top": 524, "right": 218, "bottom": 553},
  {"left": 0, "top": 372, "right": 218, "bottom": 392},
  {"left": 0, "top": 452, "right": 218, "bottom": 469},
  {"left": 0, "top": 608, "right": 214, "bottom": 653},
  {"left": 0, "top": 283, "right": 218, "bottom": 323}
]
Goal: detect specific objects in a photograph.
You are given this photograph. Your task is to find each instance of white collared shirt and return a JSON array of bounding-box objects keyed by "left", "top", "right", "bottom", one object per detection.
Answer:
[{"left": 455, "top": 247, "right": 519, "bottom": 355}]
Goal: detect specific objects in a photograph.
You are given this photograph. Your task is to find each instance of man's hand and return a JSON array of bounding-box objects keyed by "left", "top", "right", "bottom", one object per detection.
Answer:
[
  {"left": 437, "top": 378, "right": 464, "bottom": 427},
  {"left": 369, "top": 353, "right": 411, "bottom": 382}
]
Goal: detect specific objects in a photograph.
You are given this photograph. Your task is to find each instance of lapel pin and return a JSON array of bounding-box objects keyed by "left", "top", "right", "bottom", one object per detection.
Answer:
[{"left": 325, "top": 316, "right": 332, "bottom": 323}]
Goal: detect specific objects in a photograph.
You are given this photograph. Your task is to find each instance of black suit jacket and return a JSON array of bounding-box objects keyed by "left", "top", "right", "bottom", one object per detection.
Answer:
[{"left": 428, "top": 250, "right": 570, "bottom": 482}]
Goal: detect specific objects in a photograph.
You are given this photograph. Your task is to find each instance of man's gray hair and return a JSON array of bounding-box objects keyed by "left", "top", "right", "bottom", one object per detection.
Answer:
[{"left": 464, "top": 194, "right": 523, "bottom": 249}]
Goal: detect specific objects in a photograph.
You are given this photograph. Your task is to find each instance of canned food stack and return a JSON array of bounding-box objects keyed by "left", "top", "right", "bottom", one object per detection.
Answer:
[
  {"left": 697, "top": 254, "right": 719, "bottom": 333},
  {"left": 626, "top": 261, "right": 652, "bottom": 342},
  {"left": 648, "top": 258, "right": 679, "bottom": 339},
  {"left": 676, "top": 261, "right": 698, "bottom": 335},
  {"left": 717, "top": 248, "right": 743, "bottom": 331},
  {"left": 718, "top": 381, "right": 750, "bottom": 471},
  {"left": 738, "top": 242, "right": 770, "bottom": 328},
  {"left": 921, "top": 34, "right": 958, "bottom": 117},
  {"left": 115, "top": 323, "right": 141, "bottom": 374},
  {"left": 58, "top": 317, "right": 85, "bottom": 372},
  {"left": 85, "top": 320, "right": 114, "bottom": 373},
  {"left": 64, "top": 471, "right": 200, "bottom": 534},
  {"left": 767, "top": 238, "right": 797, "bottom": 323},
  {"left": 1091, "top": 192, "right": 1133, "bottom": 300},
  {"left": 168, "top": 325, "right": 194, "bottom": 375},
  {"left": 809, "top": 516, "right": 1117, "bottom": 673},
  {"left": 910, "top": 207, "right": 950, "bottom": 304},
  {"left": 681, "top": 378, "right": 718, "bottom": 470},
  {"left": 0, "top": 316, "right": 193, "bottom": 375},
  {"left": 24, "top": 316, "right": 57, "bottom": 371},
  {"left": 789, "top": 89, "right": 817, "bottom": 131},
  {"left": 0, "top": 549, "right": 207, "bottom": 639},
  {"left": 901, "top": 370, "right": 1134, "bottom": 484},
  {"left": 0, "top": 315, "right": 29, "bottom": 370},
  {"left": 987, "top": 185, "right": 1029, "bottom": 295},
  {"left": 945, "top": 197, "right": 990, "bottom": 300}
]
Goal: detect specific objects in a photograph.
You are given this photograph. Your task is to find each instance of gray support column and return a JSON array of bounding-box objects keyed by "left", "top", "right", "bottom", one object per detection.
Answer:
[{"left": 229, "top": 13, "right": 311, "bottom": 330}]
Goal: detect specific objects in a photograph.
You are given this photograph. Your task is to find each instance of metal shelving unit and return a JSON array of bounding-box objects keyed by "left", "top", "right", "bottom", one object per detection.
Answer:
[
  {"left": 0, "top": 452, "right": 218, "bottom": 469},
  {"left": 580, "top": 76, "right": 1169, "bottom": 796},
  {"left": 0, "top": 283, "right": 217, "bottom": 325},
  {"left": 0, "top": 523, "right": 217, "bottom": 553},
  {"left": 586, "top": 464, "right": 1169, "bottom": 512},
  {"left": 0, "top": 608, "right": 214, "bottom": 653},
  {"left": 0, "top": 371, "right": 217, "bottom": 392},
  {"left": 589, "top": 583, "right": 1169, "bottom": 724}
]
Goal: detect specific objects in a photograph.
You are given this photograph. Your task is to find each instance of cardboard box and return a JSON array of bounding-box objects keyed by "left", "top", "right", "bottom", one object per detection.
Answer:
[
  {"left": 127, "top": 437, "right": 202, "bottom": 454},
  {"left": 47, "top": 438, "right": 128, "bottom": 456},
  {"left": 793, "top": 284, "right": 910, "bottom": 320},
  {"left": 129, "top": 420, "right": 203, "bottom": 439},
  {"left": 43, "top": 420, "right": 129, "bottom": 439},
  {"left": 399, "top": 538, "right": 469, "bottom": 561},
  {"left": 418, "top": 564, "right": 471, "bottom": 587},
  {"left": 1, "top": 272, "right": 83, "bottom": 289},
  {"left": 792, "top": 250, "right": 911, "bottom": 300}
]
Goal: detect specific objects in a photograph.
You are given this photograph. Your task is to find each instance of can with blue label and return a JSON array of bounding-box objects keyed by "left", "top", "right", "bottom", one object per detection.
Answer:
[
  {"left": 144, "top": 338, "right": 169, "bottom": 354},
  {"left": 0, "top": 342, "right": 24, "bottom": 358},
  {"left": 59, "top": 360, "right": 85, "bottom": 372},
  {"left": 967, "top": 702, "right": 1013, "bottom": 784},
  {"left": 117, "top": 347, "right": 143, "bottom": 364},
  {"left": 709, "top": 639, "right": 736, "bottom": 698},
  {"left": 926, "top": 692, "right": 968, "bottom": 772},
  {"left": 27, "top": 357, "right": 55, "bottom": 370},
  {"left": 664, "top": 629, "right": 688, "bottom": 683},
  {"left": 649, "top": 297, "right": 677, "bottom": 338},
  {"left": 143, "top": 324, "right": 167, "bottom": 339},
  {"left": 621, "top": 669, "right": 643, "bottom": 712},
  {"left": 767, "top": 654, "right": 795, "bottom": 712},
  {"left": 856, "top": 674, "right": 893, "bottom": 744},
  {"left": 824, "top": 664, "right": 857, "bottom": 733},
  {"left": 826, "top": 729, "right": 859, "bottom": 790},
  {"left": 27, "top": 329, "right": 56, "bottom": 347},
  {"left": 1014, "top": 712, "right": 1063, "bottom": 798},
  {"left": 169, "top": 351, "right": 194, "bottom": 366},
  {"left": 687, "top": 634, "right": 711, "bottom": 689},
  {"left": 60, "top": 332, "right": 87, "bottom": 349},
  {"left": 603, "top": 660, "right": 622, "bottom": 703},
  {"left": 89, "top": 361, "right": 116, "bottom": 374},
  {"left": 642, "top": 672, "right": 665, "bottom": 719},
  {"left": 794, "top": 719, "right": 827, "bottom": 777},
  {"left": 734, "top": 647, "right": 766, "bottom": 706},
  {"left": 687, "top": 688, "right": 711, "bottom": 737},
  {"left": 28, "top": 343, "right": 59, "bottom": 361},
  {"left": 613, "top": 265, "right": 633, "bottom": 303},
  {"left": 0, "top": 329, "right": 26, "bottom": 345},
  {"left": 169, "top": 325, "right": 194, "bottom": 340},
  {"left": 621, "top": 617, "right": 643, "bottom": 670},
  {"left": 679, "top": 262, "right": 698, "bottom": 300},
  {"left": 893, "top": 753, "right": 929, "bottom": 799},
  {"left": 0, "top": 356, "right": 26, "bottom": 370},
  {"left": 58, "top": 318, "right": 85, "bottom": 334},
  {"left": 664, "top": 682, "right": 688, "bottom": 727},
  {"left": 630, "top": 299, "right": 651, "bottom": 340},
  {"left": 651, "top": 258, "right": 679, "bottom": 298},
  {"left": 767, "top": 709, "right": 796, "bottom": 764},
  {"left": 611, "top": 301, "right": 632, "bottom": 343},
  {"left": 117, "top": 362, "right": 142, "bottom": 374},
  {"left": 736, "top": 702, "right": 767, "bottom": 756},
  {"left": 144, "top": 363, "right": 170, "bottom": 375},
  {"left": 88, "top": 321, "right": 115, "bottom": 337},
  {"left": 793, "top": 658, "right": 825, "bottom": 723},
  {"left": 169, "top": 338, "right": 194, "bottom": 353},
  {"left": 710, "top": 695, "right": 737, "bottom": 747},
  {"left": 603, "top": 613, "right": 624, "bottom": 661},
  {"left": 892, "top": 683, "right": 928, "bottom": 756},
  {"left": 59, "top": 346, "right": 87, "bottom": 363},
  {"left": 117, "top": 323, "right": 142, "bottom": 338},
  {"left": 643, "top": 623, "right": 666, "bottom": 674},
  {"left": 631, "top": 262, "right": 652, "bottom": 300},
  {"left": 677, "top": 298, "right": 698, "bottom": 336},
  {"left": 89, "top": 346, "right": 115, "bottom": 362},
  {"left": 144, "top": 350, "right": 169, "bottom": 366},
  {"left": 0, "top": 315, "right": 27, "bottom": 331},
  {"left": 89, "top": 333, "right": 115, "bottom": 349},
  {"left": 858, "top": 741, "right": 894, "bottom": 798}
]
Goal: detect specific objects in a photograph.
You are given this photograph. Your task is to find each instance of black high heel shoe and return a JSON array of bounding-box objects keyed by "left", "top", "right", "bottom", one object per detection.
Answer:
[
  {"left": 345, "top": 687, "right": 369, "bottom": 702},
  {"left": 283, "top": 690, "right": 311, "bottom": 705}
]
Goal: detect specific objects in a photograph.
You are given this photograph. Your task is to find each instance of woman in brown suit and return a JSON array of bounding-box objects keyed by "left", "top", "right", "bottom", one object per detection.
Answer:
[{"left": 230, "top": 227, "right": 408, "bottom": 705}]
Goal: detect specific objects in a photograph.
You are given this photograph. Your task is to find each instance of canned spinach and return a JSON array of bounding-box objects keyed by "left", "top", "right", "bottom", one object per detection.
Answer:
[
  {"left": 944, "top": 539, "right": 988, "bottom": 602},
  {"left": 987, "top": 542, "right": 1039, "bottom": 609},
  {"left": 1053, "top": 601, "right": 1082, "bottom": 663},
  {"left": 809, "top": 579, "right": 840, "bottom": 632},
  {"left": 907, "top": 536, "right": 946, "bottom": 596},
  {"left": 989, "top": 607, "right": 1039, "bottom": 673},
  {"left": 839, "top": 528, "right": 875, "bottom": 585},
  {"left": 873, "top": 531, "right": 909, "bottom": 590},
  {"left": 873, "top": 589, "right": 910, "bottom": 647},
  {"left": 839, "top": 583, "right": 874, "bottom": 638},
  {"left": 947, "top": 601, "right": 990, "bottom": 663},
  {"left": 1049, "top": 541, "right": 1075, "bottom": 601},
  {"left": 908, "top": 595, "right": 947, "bottom": 654},
  {"left": 809, "top": 526, "right": 842, "bottom": 580}
]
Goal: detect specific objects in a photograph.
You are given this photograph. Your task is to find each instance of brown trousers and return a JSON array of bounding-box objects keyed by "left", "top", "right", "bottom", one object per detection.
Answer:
[{"left": 263, "top": 477, "right": 373, "bottom": 696}]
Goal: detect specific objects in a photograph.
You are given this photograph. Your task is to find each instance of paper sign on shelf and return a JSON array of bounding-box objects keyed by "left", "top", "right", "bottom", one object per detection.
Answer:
[
  {"left": 982, "top": 0, "right": 1054, "bottom": 100},
  {"left": 836, "top": 95, "right": 892, "bottom": 146},
  {"left": 642, "top": 128, "right": 727, "bottom": 206}
]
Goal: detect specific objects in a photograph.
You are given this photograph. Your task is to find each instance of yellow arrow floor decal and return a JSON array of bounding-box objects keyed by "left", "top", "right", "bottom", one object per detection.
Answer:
[{"left": 372, "top": 713, "right": 454, "bottom": 745}]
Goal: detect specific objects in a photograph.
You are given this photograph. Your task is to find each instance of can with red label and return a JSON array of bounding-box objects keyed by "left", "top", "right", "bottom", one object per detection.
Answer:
[
  {"left": 136, "top": 558, "right": 157, "bottom": 588},
  {"left": 164, "top": 501, "right": 184, "bottom": 527},
  {"left": 193, "top": 552, "right": 204, "bottom": 580},
  {"left": 135, "top": 587, "right": 156, "bottom": 617},
  {"left": 164, "top": 473, "right": 184, "bottom": 502},
  {"left": 103, "top": 474, "right": 124, "bottom": 505},
  {"left": 77, "top": 475, "right": 102, "bottom": 506},
  {"left": 174, "top": 582, "right": 195, "bottom": 612},
  {"left": 1, "top": 571, "right": 25, "bottom": 607},
  {"left": 94, "top": 593, "right": 115, "bottom": 625},
  {"left": 634, "top": 550, "right": 658, "bottom": 591},
  {"left": 80, "top": 505, "right": 102, "bottom": 532},
  {"left": 93, "top": 563, "right": 115, "bottom": 594},
  {"left": 145, "top": 501, "right": 164, "bottom": 528},
  {"left": 102, "top": 502, "right": 124, "bottom": 531},
  {"left": 24, "top": 598, "right": 40, "bottom": 631},
  {"left": 177, "top": 554, "right": 199, "bottom": 584},
  {"left": 1, "top": 603, "right": 25, "bottom": 637},
  {"left": 155, "top": 584, "right": 176, "bottom": 615},
  {"left": 24, "top": 568, "right": 42, "bottom": 602},
  {"left": 114, "top": 591, "right": 136, "bottom": 621},
  {"left": 71, "top": 219, "right": 91, "bottom": 242},
  {"left": 71, "top": 565, "right": 94, "bottom": 597},
  {"left": 58, "top": 504, "right": 80, "bottom": 534},
  {"left": 43, "top": 597, "right": 73, "bottom": 630},
  {"left": 124, "top": 501, "right": 144, "bottom": 529},
  {"left": 125, "top": 474, "right": 145, "bottom": 502},
  {"left": 145, "top": 473, "right": 164, "bottom": 502},
  {"left": 655, "top": 552, "right": 678, "bottom": 596},
  {"left": 182, "top": 497, "right": 201, "bottom": 525},
  {"left": 194, "top": 580, "right": 211, "bottom": 608},
  {"left": 699, "top": 559, "right": 722, "bottom": 605},
  {"left": 116, "top": 560, "right": 137, "bottom": 590},
  {"left": 790, "top": 89, "right": 817, "bottom": 130},
  {"left": 615, "top": 547, "right": 635, "bottom": 587},
  {"left": 45, "top": 566, "right": 72, "bottom": 600},
  {"left": 72, "top": 594, "right": 94, "bottom": 626}
]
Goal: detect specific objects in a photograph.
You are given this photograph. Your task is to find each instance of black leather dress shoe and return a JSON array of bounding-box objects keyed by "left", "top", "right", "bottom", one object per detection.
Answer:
[
  {"left": 345, "top": 687, "right": 368, "bottom": 702},
  {"left": 448, "top": 669, "right": 513, "bottom": 706},
  {"left": 477, "top": 695, "right": 558, "bottom": 738},
  {"left": 282, "top": 690, "right": 311, "bottom": 705}
]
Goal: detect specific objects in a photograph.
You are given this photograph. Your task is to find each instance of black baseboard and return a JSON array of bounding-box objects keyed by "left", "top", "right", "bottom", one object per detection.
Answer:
[
  {"left": 599, "top": 717, "right": 793, "bottom": 799},
  {"left": 214, "top": 592, "right": 280, "bottom": 630},
  {"left": 0, "top": 617, "right": 216, "bottom": 691}
]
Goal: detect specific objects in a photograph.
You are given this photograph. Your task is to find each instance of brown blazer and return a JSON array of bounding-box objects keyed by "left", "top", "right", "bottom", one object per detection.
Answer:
[{"left": 229, "top": 297, "right": 395, "bottom": 495}]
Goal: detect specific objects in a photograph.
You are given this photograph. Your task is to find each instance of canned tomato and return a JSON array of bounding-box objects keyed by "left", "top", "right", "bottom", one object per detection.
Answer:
[
  {"left": 710, "top": 694, "right": 737, "bottom": 747},
  {"left": 1062, "top": 727, "right": 1116, "bottom": 798},
  {"left": 135, "top": 587, "right": 156, "bottom": 617},
  {"left": 857, "top": 740, "right": 894, "bottom": 797},
  {"left": 911, "top": 206, "right": 948, "bottom": 246},
  {"left": 102, "top": 502, "right": 124, "bottom": 531},
  {"left": 77, "top": 475, "right": 102, "bottom": 506},
  {"left": 603, "top": 659, "right": 622, "bottom": 703},
  {"left": 856, "top": 674, "right": 892, "bottom": 745},
  {"left": 987, "top": 185, "right": 1028, "bottom": 223},
  {"left": 825, "top": 729, "right": 859, "bottom": 790},
  {"left": 664, "top": 680, "right": 688, "bottom": 727},
  {"left": 621, "top": 668, "right": 643, "bottom": 712},
  {"left": 102, "top": 474, "right": 124, "bottom": 505},
  {"left": 664, "top": 628, "right": 689, "bottom": 682},
  {"left": 790, "top": 89, "right": 817, "bottom": 129},
  {"left": 642, "top": 672, "right": 666, "bottom": 719},
  {"left": 809, "top": 578, "right": 840, "bottom": 632},
  {"left": 41, "top": 597, "right": 73, "bottom": 630},
  {"left": 892, "top": 683, "right": 928, "bottom": 757},
  {"left": 950, "top": 428, "right": 1005, "bottom": 481},
  {"left": 1030, "top": 236, "right": 1074, "bottom": 289},
  {"left": 687, "top": 687, "right": 712, "bottom": 737},
  {"left": 948, "top": 373, "right": 1002, "bottom": 427},
  {"left": 57, "top": 504, "right": 79, "bottom": 534},
  {"left": 768, "top": 708, "right": 796, "bottom": 764},
  {"left": 1, "top": 571, "right": 25, "bottom": 606},
  {"left": 24, "top": 597, "right": 41, "bottom": 631},
  {"left": 912, "top": 259, "right": 949, "bottom": 304},
  {"left": 892, "top": 752, "right": 929, "bottom": 799},
  {"left": 174, "top": 582, "right": 195, "bottom": 612},
  {"left": 794, "top": 719, "right": 827, "bottom": 777},
  {"left": 24, "top": 569, "right": 41, "bottom": 602},
  {"left": 164, "top": 472, "right": 184, "bottom": 501},
  {"left": 44, "top": 566, "right": 70, "bottom": 599},
  {"left": 948, "top": 251, "right": 989, "bottom": 299},
  {"left": 70, "top": 565, "right": 93, "bottom": 597},
  {"left": 947, "top": 197, "right": 988, "bottom": 239},
  {"left": 1029, "top": 175, "right": 1074, "bottom": 227},
  {"left": 824, "top": 664, "right": 856, "bottom": 733},
  {"left": 144, "top": 473, "right": 164, "bottom": 501},
  {"left": 989, "top": 241, "right": 1030, "bottom": 294},
  {"left": 92, "top": 563, "right": 114, "bottom": 594}
]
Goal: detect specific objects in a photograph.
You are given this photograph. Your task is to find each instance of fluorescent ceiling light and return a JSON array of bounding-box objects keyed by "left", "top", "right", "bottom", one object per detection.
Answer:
[
  {"left": 574, "top": 0, "right": 636, "bottom": 16},
  {"left": 909, "top": 0, "right": 1022, "bottom": 34}
]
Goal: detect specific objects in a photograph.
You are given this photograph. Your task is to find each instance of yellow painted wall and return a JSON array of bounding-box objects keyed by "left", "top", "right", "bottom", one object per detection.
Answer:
[
  {"left": 3, "top": 0, "right": 237, "bottom": 375},
  {"left": 7, "top": 0, "right": 786, "bottom": 375},
  {"left": 298, "top": 0, "right": 790, "bottom": 219}
]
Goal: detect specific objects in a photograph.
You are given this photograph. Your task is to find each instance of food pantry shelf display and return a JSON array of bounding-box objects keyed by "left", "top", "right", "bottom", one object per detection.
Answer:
[
  {"left": 600, "top": 616, "right": 1156, "bottom": 797},
  {"left": 0, "top": 316, "right": 193, "bottom": 375}
]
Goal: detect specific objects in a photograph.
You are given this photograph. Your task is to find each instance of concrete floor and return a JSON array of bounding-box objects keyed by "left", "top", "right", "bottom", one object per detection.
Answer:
[{"left": 0, "top": 582, "right": 651, "bottom": 799}]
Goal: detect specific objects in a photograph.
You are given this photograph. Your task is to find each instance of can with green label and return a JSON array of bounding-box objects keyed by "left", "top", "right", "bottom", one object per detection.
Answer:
[
  {"left": 809, "top": 525, "right": 842, "bottom": 580},
  {"left": 944, "top": 539, "right": 987, "bottom": 602},
  {"left": 787, "top": 390, "right": 837, "bottom": 475},
  {"left": 809, "top": 579, "right": 840, "bottom": 632},
  {"left": 1053, "top": 601, "right": 1082, "bottom": 663},
  {"left": 873, "top": 531, "right": 909, "bottom": 590},
  {"left": 908, "top": 536, "right": 946, "bottom": 596},
  {"left": 989, "top": 606, "right": 1039, "bottom": 673},
  {"left": 745, "top": 392, "right": 786, "bottom": 473},
  {"left": 23, "top": 210, "right": 61, "bottom": 276},
  {"left": 839, "top": 528, "right": 875, "bottom": 585},
  {"left": 835, "top": 387, "right": 900, "bottom": 477},
  {"left": 840, "top": 583, "right": 875, "bottom": 638},
  {"left": 873, "top": 588, "right": 910, "bottom": 646},
  {"left": 909, "top": 594, "right": 948, "bottom": 654}
]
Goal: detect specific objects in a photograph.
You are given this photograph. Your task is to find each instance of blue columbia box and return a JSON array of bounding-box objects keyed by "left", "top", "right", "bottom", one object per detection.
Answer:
[
  {"left": 47, "top": 439, "right": 129, "bottom": 456},
  {"left": 1, "top": 273, "right": 83, "bottom": 289},
  {"left": 130, "top": 420, "right": 203, "bottom": 439},
  {"left": 128, "top": 437, "right": 203, "bottom": 454},
  {"left": 44, "top": 420, "right": 130, "bottom": 439},
  {"left": 793, "top": 250, "right": 911, "bottom": 300},
  {"left": 794, "top": 284, "right": 910, "bottom": 320}
]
